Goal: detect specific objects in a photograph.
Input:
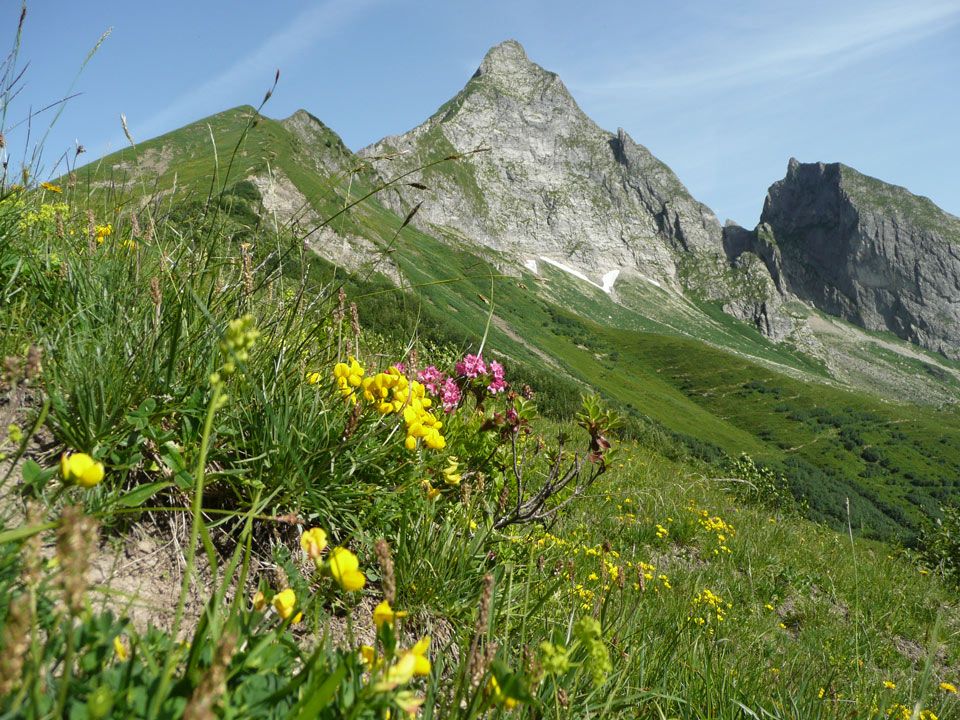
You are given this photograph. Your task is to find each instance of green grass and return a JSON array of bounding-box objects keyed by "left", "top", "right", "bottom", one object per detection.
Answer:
[
  {"left": 4, "top": 124, "right": 960, "bottom": 719},
  {"left": 56, "top": 104, "right": 960, "bottom": 545}
]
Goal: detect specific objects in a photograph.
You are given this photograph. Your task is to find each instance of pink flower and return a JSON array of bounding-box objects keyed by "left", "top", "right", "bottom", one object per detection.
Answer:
[
  {"left": 393, "top": 362, "right": 406, "bottom": 374},
  {"left": 487, "top": 361, "right": 507, "bottom": 394},
  {"left": 440, "top": 377, "right": 461, "bottom": 412},
  {"left": 455, "top": 354, "right": 487, "bottom": 379},
  {"left": 417, "top": 366, "right": 445, "bottom": 395}
]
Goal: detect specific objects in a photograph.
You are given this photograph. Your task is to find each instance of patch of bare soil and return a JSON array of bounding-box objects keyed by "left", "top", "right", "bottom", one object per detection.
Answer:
[{"left": 648, "top": 543, "right": 707, "bottom": 572}]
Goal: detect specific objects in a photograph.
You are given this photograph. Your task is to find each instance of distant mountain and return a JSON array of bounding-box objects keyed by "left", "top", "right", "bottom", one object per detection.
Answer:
[
  {"left": 362, "top": 40, "right": 724, "bottom": 286},
  {"left": 66, "top": 42, "right": 960, "bottom": 541},
  {"left": 753, "top": 158, "right": 960, "bottom": 359}
]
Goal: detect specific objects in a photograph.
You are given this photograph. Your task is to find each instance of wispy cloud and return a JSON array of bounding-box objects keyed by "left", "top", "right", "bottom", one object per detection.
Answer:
[
  {"left": 120, "top": 0, "right": 380, "bottom": 146},
  {"left": 569, "top": 1, "right": 960, "bottom": 94}
]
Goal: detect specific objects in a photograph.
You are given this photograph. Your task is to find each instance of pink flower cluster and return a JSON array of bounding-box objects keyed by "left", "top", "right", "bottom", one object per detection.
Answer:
[
  {"left": 416, "top": 353, "right": 508, "bottom": 412},
  {"left": 455, "top": 353, "right": 487, "bottom": 379},
  {"left": 487, "top": 361, "right": 507, "bottom": 394},
  {"left": 417, "top": 366, "right": 444, "bottom": 395},
  {"left": 439, "top": 377, "right": 461, "bottom": 412},
  {"left": 417, "top": 366, "right": 462, "bottom": 411}
]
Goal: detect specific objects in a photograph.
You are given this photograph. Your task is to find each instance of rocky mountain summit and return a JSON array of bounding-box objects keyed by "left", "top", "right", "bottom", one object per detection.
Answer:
[
  {"left": 336, "top": 39, "right": 960, "bottom": 369},
  {"left": 73, "top": 40, "right": 960, "bottom": 405},
  {"left": 360, "top": 40, "right": 812, "bottom": 345},
  {"left": 757, "top": 159, "right": 960, "bottom": 359},
  {"left": 361, "top": 40, "right": 728, "bottom": 292}
]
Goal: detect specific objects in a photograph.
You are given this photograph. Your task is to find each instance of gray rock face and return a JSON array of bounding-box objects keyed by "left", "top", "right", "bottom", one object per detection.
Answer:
[
  {"left": 762, "top": 158, "right": 960, "bottom": 358},
  {"left": 360, "top": 40, "right": 727, "bottom": 291}
]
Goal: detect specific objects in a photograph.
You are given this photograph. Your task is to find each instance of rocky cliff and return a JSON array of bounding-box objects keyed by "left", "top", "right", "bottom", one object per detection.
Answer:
[
  {"left": 761, "top": 158, "right": 960, "bottom": 358},
  {"left": 360, "top": 40, "right": 728, "bottom": 292}
]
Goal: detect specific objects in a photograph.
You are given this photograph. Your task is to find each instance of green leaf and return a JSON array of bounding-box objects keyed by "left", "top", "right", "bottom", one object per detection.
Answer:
[
  {"left": 21, "top": 459, "right": 56, "bottom": 495},
  {"left": 116, "top": 481, "right": 172, "bottom": 508},
  {"left": 289, "top": 663, "right": 347, "bottom": 720},
  {"left": 21, "top": 458, "right": 43, "bottom": 485}
]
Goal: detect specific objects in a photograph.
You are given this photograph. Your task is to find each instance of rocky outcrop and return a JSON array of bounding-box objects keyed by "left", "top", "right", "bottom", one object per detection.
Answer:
[
  {"left": 761, "top": 158, "right": 960, "bottom": 358},
  {"left": 279, "top": 109, "right": 355, "bottom": 176},
  {"left": 360, "top": 40, "right": 727, "bottom": 292}
]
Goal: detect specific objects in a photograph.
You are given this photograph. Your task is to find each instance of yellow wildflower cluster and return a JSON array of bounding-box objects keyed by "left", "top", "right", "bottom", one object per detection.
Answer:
[
  {"left": 362, "top": 635, "right": 431, "bottom": 688},
  {"left": 333, "top": 356, "right": 365, "bottom": 397},
  {"left": 299, "top": 526, "right": 366, "bottom": 591},
  {"left": 690, "top": 588, "right": 731, "bottom": 630},
  {"left": 885, "top": 705, "right": 930, "bottom": 720},
  {"left": 16, "top": 201, "right": 69, "bottom": 233},
  {"left": 422, "top": 456, "right": 462, "bottom": 499},
  {"left": 514, "top": 529, "right": 671, "bottom": 608},
  {"left": 326, "top": 359, "right": 446, "bottom": 451},
  {"left": 94, "top": 223, "right": 113, "bottom": 244},
  {"left": 39, "top": 182, "right": 62, "bottom": 194},
  {"left": 361, "top": 600, "right": 430, "bottom": 711},
  {"left": 689, "top": 507, "right": 735, "bottom": 555},
  {"left": 272, "top": 588, "right": 302, "bottom": 623}
]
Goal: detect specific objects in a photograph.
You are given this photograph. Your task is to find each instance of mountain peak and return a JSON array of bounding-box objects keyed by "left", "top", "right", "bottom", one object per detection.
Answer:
[
  {"left": 471, "top": 39, "right": 558, "bottom": 89},
  {"left": 474, "top": 40, "right": 532, "bottom": 77}
]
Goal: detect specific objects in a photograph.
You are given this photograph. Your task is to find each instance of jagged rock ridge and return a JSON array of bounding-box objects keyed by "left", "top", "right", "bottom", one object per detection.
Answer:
[
  {"left": 361, "top": 40, "right": 727, "bottom": 289},
  {"left": 759, "top": 158, "right": 960, "bottom": 359},
  {"left": 359, "top": 39, "right": 807, "bottom": 343}
]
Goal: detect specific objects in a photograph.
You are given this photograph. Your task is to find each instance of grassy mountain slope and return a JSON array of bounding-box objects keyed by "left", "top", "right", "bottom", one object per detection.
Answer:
[
  {"left": 64, "top": 105, "right": 960, "bottom": 543},
  {"left": 7, "top": 108, "right": 960, "bottom": 720}
]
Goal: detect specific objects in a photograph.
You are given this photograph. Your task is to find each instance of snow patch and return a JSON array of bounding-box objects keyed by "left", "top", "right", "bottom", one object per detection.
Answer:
[
  {"left": 539, "top": 257, "right": 619, "bottom": 295},
  {"left": 601, "top": 269, "right": 620, "bottom": 293},
  {"left": 524, "top": 258, "right": 538, "bottom": 274},
  {"left": 539, "top": 257, "right": 600, "bottom": 289}
]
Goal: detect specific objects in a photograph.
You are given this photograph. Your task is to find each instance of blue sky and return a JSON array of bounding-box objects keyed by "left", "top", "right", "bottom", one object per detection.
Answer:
[{"left": 5, "top": 0, "right": 960, "bottom": 227}]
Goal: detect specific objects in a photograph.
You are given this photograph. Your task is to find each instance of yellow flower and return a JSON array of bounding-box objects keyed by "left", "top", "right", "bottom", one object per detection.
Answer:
[
  {"left": 940, "top": 682, "right": 958, "bottom": 694},
  {"left": 488, "top": 675, "right": 518, "bottom": 709},
  {"left": 442, "top": 457, "right": 461, "bottom": 486},
  {"left": 252, "top": 590, "right": 267, "bottom": 611},
  {"left": 306, "top": 371, "right": 321, "bottom": 385},
  {"left": 360, "top": 645, "right": 381, "bottom": 670},
  {"left": 60, "top": 452, "right": 105, "bottom": 488},
  {"left": 273, "top": 588, "right": 297, "bottom": 620},
  {"left": 300, "top": 527, "right": 328, "bottom": 561},
  {"left": 375, "top": 636, "right": 431, "bottom": 691},
  {"left": 114, "top": 635, "right": 129, "bottom": 661},
  {"left": 373, "top": 600, "right": 407, "bottom": 629},
  {"left": 40, "top": 182, "right": 62, "bottom": 194},
  {"left": 421, "top": 480, "right": 441, "bottom": 500},
  {"left": 329, "top": 547, "right": 366, "bottom": 591},
  {"left": 383, "top": 652, "right": 417, "bottom": 687},
  {"left": 407, "top": 636, "right": 431, "bottom": 676},
  {"left": 883, "top": 680, "right": 896, "bottom": 690},
  {"left": 333, "top": 356, "right": 365, "bottom": 398}
]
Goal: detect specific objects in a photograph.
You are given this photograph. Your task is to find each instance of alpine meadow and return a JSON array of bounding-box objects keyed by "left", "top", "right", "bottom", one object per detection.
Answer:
[{"left": 2, "top": 6, "right": 960, "bottom": 720}]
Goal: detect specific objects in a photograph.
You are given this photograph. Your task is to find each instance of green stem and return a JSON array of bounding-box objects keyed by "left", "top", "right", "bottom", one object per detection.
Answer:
[
  {"left": 54, "top": 615, "right": 76, "bottom": 717},
  {"left": 172, "top": 384, "right": 222, "bottom": 639}
]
